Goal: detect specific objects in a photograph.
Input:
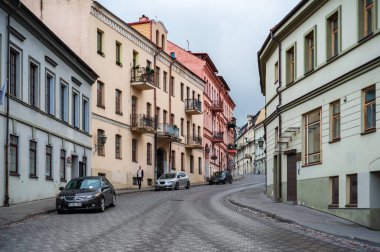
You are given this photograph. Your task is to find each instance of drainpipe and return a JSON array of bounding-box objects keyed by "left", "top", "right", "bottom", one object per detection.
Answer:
[
  {"left": 153, "top": 49, "right": 162, "bottom": 181},
  {"left": 168, "top": 57, "right": 176, "bottom": 172},
  {"left": 4, "top": 1, "right": 20, "bottom": 207},
  {"left": 271, "top": 30, "right": 282, "bottom": 201}
]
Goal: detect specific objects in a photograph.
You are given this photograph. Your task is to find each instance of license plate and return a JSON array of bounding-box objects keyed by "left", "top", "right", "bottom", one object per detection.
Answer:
[
  {"left": 68, "top": 202, "right": 82, "bottom": 207},
  {"left": 214, "top": 180, "right": 218, "bottom": 183}
]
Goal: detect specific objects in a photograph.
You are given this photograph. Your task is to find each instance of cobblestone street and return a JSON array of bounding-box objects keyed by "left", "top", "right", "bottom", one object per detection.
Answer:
[{"left": 0, "top": 175, "right": 377, "bottom": 251}]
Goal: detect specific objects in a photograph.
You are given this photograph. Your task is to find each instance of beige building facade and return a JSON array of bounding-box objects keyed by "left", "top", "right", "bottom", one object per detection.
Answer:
[{"left": 23, "top": 0, "right": 205, "bottom": 188}]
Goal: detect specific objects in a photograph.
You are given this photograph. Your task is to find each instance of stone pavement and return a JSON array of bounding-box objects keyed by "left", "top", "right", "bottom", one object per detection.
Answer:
[
  {"left": 228, "top": 181, "right": 380, "bottom": 247},
  {"left": 0, "top": 177, "right": 227, "bottom": 227}
]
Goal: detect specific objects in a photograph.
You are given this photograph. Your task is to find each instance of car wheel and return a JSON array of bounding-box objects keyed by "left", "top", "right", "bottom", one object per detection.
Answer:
[
  {"left": 230, "top": 179, "right": 232, "bottom": 184},
  {"left": 209, "top": 181, "right": 213, "bottom": 185},
  {"left": 155, "top": 187, "right": 160, "bottom": 191},
  {"left": 175, "top": 182, "right": 179, "bottom": 190},
  {"left": 110, "top": 194, "right": 116, "bottom": 207},
  {"left": 99, "top": 197, "right": 105, "bottom": 212},
  {"left": 223, "top": 179, "right": 226, "bottom": 184},
  {"left": 186, "top": 181, "right": 190, "bottom": 189},
  {"left": 56, "top": 209, "right": 64, "bottom": 214}
]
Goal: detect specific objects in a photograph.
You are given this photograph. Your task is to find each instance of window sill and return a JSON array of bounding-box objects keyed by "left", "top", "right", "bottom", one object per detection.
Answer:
[
  {"left": 60, "top": 178, "right": 67, "bottom": 183},
  {"left": 361, "top": 128, "right": 376, "bottom": 135},
  {"left": 97, "top": 105, "right": 106, "bottom": 109},
  {"left": 29, "top": 175, "right": 38, "bottom": 179},
  {"left": 116, "top": 112, "right": 123, "bottom": 116},
  {"left": 116, "top": 62, "right": 123, "bottom": 67},
  {"left": 304, "top": 68, "right": 314, "bottom": 76},
  {"left": 132, "top": 161, "right": 138, "bottom": 163},
  {"left": 327, "top": 54, "right": 339, "bottom": 62},
  {"left": 10, "top": 172, "right": 20, "bottom": 177},
  {"left": 98, "top": 154, "right": 105, "bottom": 157},
  {"left": 328, "top": 138, "right": 341, "bottom": 144},
  {"left": 302, "top": 162, "right": 322, "bottom": 168},
  {"left": 97, "top": 51, "right": 105, "bottom": 57},
  {"left": 46, "top": 177, "right": 54, "bottom": 181},
  {"left": 345, "top": 204, "right": 357, "bottom": 208},
  {"left": 116, "top": 157, "right": 122, "bottom": 160},
  {"left": 328, "top": 204, "right": 339, "bottom": 209},
  {"left": 358, "top": 32, "right": 374, "bottom": 43}
]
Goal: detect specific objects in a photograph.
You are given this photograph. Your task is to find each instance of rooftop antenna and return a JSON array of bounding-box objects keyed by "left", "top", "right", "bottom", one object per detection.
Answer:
[{"left": 186, "top": 40, "right": 190, "bottom": 51}]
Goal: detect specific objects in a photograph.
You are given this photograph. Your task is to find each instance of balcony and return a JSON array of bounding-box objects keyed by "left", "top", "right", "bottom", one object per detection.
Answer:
[
  {"left": 185, "top": 135, "right": 202, "bottom": 149},
  {"left": 211, "top": 132, "right": 224, "bottom": 143},
  {"left": 227, "top": 143, "right": 237, "bottom": 154},
  {"left": 157, "top": 123, "right": 181, "bottom": 143},
  {"left": 185, "top": 98, "right": 202, "bottom": 115},
  {"left": 130, "top": 114, "right": 155, "bottom": 134},
  {"left": 227, "top": 117, "right": 236, "bottom": 128},
  {"left": 244, "top": 153, "right": 252, "bottom": 159},
  {"left": 210, "top": 100, "right": 223, "bottom": 113},
  {"left": 130, "top": 67, "right": 155, "bottom": 90}
]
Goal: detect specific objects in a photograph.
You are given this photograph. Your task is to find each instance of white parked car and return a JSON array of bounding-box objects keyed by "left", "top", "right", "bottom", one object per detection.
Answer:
[{"left": 155, "top": 172, "right": 190, "bottom": 190}]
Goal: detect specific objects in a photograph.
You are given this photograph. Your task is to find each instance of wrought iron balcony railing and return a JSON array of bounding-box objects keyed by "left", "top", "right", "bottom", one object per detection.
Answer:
[
  {"left": 212, "top": 132, "right": 224, "bottom": 142},
  {"left": 185, "top": 135, "right": 202, "bottom": 148},
  {"left": 130, "top": 67, "right": 155, "bottom": 90},
  {"left": 130, "top": 114, "right": 155, "bottom": 133},
  {"left": 157, "top": 123, "right": 180, "bottom": 139},
  {"left": 210, "top": 99, "right": 223, "bottom": 112},
  {"left": 185, "top": 98, "right": 202, "bottom": 115}
]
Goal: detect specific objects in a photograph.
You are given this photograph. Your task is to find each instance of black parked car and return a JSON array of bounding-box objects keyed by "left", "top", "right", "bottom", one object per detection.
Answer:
[
  {"left": 209, "top": 171, "right": 233, "bottom": 185},
  {"left": 56, "top": 176, "right": 116, "bottom": 213}
]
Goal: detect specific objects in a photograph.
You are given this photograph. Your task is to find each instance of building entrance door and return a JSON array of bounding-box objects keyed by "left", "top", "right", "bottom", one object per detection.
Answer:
[
  {"left": 157, "top": 148, "right": 166, "bottom": 179},
  {"left": 287, "top": 153, "right": 297, "bottom": 202}
]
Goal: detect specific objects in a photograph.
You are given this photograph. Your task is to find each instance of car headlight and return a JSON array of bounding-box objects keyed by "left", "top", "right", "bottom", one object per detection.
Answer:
[
  {"left": 56, "top": 196, "right": 64, "bottom": 200},
  {"left": 86, "top": 195, "right": 96, "bottom": 199}
]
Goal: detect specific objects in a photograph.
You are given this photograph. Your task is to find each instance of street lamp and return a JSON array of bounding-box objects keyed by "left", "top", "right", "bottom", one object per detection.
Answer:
[
  {"left": 95, "top": 132, "right": 107, "bottom": 152},
  {"left": 257, "top": 138, "right": 264, "bottom": 148}
]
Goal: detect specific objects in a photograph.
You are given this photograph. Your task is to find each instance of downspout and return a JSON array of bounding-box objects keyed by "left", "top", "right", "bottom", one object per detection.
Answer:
[
  {"left": 153, "top": 49, "right": 162, "bottom": 181},
  {"left": 168, "top": 58, "right": 176, "bottom": 172},
  {"left": 4, "top": 1, "right": 20, "bottom": 207},
  {"left": 271, "top": 29, "right": 282, "bottom": 201}
]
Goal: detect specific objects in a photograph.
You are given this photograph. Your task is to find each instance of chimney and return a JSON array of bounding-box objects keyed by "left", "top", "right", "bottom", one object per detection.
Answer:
[{"left": 139, "top": 15, "right": 149, "bottom": 22}]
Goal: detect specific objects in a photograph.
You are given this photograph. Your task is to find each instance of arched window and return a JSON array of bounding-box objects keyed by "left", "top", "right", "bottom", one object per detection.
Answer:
[
  {"left": 161, "top": 34, "right": 165, "bottom": 49},
  {"left": 156, "top": 30, "right": 159, "bottom": 46}
]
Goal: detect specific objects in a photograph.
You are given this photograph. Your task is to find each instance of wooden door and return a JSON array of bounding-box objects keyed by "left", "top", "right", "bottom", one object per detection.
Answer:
[{"left": 287, "top": 153, "right": 297, "bottom": 202}]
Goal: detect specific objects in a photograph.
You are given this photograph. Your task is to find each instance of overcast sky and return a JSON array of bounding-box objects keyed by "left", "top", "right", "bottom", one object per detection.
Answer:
[{"left": 97, "top": 0, "right": 300, "bottom": 126}]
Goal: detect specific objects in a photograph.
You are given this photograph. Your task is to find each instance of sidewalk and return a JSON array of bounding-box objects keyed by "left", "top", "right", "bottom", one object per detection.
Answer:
[
  {"left": 228, "top": 183, "right": 380, "bottom": 247},
  {"left": 0, "top": 179, "right": 213, "bottom": 227}
]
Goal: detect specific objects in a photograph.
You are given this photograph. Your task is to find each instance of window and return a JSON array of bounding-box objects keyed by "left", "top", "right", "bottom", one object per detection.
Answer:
[
  {"left": 132, "top": 96, "right": 137, "bottom": 115},
  {"left": 97, "top": 81, "right": 105, "bottom": 108},
  {"left": 359, "top": 0, "right": 376, "bottom": 38},
  {"left": 147, "top": 143, "right": 152, "bottom": 165},
  {"left": 97, "top": 129, "right": 105, "bottom": 156},
  {"left": 155, "top": 67, "right": 160, "bottom": 88},
  {"left": 161, "top": 34, "right": 165, "bottom": 49},
  {"left": 181, "top": 152, "right": 185, "bottom": 171},
  {"left": 363, "top": 86, "right": 376, "bottom": 132},
  {"left": 156, "top": 30, "right": 159, "bottom": 46},
  {"left": 163, "top": 110, "right": 167, "bottom": 125},
  {"left": 170, "top": 114, "right": 175, "bottom": 126},
  {"left": 274, "top": 61, "right": 279, "bottom": 83},
  {"left": 198, "top": 157, "right": 202, "bottom": 175},
  {"left": 29, "top": 141, "right": 37, "bottom": 177},
  {"left": 146, "top": 60, "right": 152, "bottom": 69},
  {"left": 115, "top": 41, "right": 122, "bottom": 66},
  {"left": 330, "top": 100, "right": 340, "bottom": 141},
  {"left": 115, "top": 89, "right": 122, "bottom": 115},
  {"left": 82, "top": 97, "right": 89, "bottom": 132},
  {"left": 330, "top": 176, "right": 339, "bottom": 206},
  {"left": 97, "top": 29, "right": 104, "bottom": 55},
  {"left": 46, "top": 145, "right": 52, "bottom": 179},
  {"left": 72, "top": 90, "right": 79, "bottom": 128},
  {"left": 348, "top": 174, "right": 358, "bottom": 206},
  {"left": 181, "top": 118, "right": 184, "bottom": 136},
  {"left": 170, "top": 76, "right": 175, "bottom": 97},
  {"left": 60, "top": 150, "right": 66, "bottom": 181},
  {"left": 304, "top": 109, "right": 321, "bottom": 165},
  {"left": 9, "top": 135, "right": 18, "bottom": 174},
  {"left": 190, "top": 155, "right": 194, "bottom": 173},
  {"left": 181, "top": 83, "right": 184, "bottom": 101},
  {"left": 286, "top": 46, "right": 295, "bottom": 84},
  {"left": 46, "top": 73, "right": 55, "bottom": 115},
  {"left": 147, "top": 103, "right": 151, "bottom": 117},
  {"left": 29, "top": 62, "right": 39, "bottom": 107},
  {"left": 60, "top": 83, "right": 68, "bottom": 122},
  {"left": 115, "top": 134, "right": 122, "bottom": 159},
  {"left": 80, "top": 157, "right": 87, "bottom": 177},
  {"left": 9, "top": 49, "right": 19, "bottom": 97},
  {"left": 132, "top": 139, "right": 138, "bottom": 162},
  {"left": 327, "top": 11, "right": 340, "bottom": 59},
  {"left": 304, "top": 30, "right": 315, "bottom": 73},
  {"left": 163, "top": 71, "right": 168, "bottom": 92},
  {"left": 133, "top": 51, "right": 138, "bottom": 67},
  {"left": 171, "top": 150, "right": 176, "bottom": 170}
]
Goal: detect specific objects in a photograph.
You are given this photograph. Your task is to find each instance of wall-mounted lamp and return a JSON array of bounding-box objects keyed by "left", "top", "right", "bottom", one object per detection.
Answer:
[
  {"left": 95, "top": 132, "right": 107, "bottom": 152},
  {"left": 343, "top": 96, "right": 347, "bottom": 103},
  {"left": 256, "top": 137, "right": 265, "bottom": 148}
]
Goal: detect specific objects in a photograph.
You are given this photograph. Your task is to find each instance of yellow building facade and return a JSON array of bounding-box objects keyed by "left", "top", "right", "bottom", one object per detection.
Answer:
[{"left": 23, "top": 0, "right": 205, "bottom": 188}]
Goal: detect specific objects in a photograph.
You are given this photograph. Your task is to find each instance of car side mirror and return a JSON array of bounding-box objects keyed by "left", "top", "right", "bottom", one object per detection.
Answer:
[
  {"left": 59, "top": 186, "right": 64, "bottom": 191},
  {"left": 102, "top": 185, "right": 110, "bottom": 190}
]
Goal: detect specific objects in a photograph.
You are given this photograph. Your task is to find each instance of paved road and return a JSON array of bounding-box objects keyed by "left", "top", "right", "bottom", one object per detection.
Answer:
[{"left": 0, "top": 176, "right": 364, "bottom": 251}]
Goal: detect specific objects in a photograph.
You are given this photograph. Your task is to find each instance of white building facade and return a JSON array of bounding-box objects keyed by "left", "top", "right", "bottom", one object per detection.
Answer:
[
  {"left": 0, "top": 1, "right": 97, "bottom": 206},
  {"left": 258, "top": 0, "right": 380, "bottom": 230}
]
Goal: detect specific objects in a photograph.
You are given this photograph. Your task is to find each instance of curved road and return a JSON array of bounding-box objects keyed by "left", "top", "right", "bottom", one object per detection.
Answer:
[{"left": 0, "top": 175, "right": 361, "bottom": 251}]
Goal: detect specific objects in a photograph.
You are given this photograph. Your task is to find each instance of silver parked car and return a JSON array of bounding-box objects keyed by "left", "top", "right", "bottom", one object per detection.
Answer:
[{"left": 155, "top": 172, "right": 190, "bottom": 190}]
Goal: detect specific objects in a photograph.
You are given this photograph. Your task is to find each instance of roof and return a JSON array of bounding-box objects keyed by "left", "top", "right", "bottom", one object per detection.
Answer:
[
  {"left": 193, "top": 53, "right": 218, "bottom": 73},
  {"left": 218, "top": 76, "right": 230, "bottom": 91}
]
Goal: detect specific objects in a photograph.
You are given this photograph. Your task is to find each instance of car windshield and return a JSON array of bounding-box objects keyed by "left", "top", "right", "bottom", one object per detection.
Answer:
[
  {"left": 65, "top": 178, "right": 101, "bottom": 190},
  {"left": 159, "top": 173, "right": 176, "bottom": 179},
  {"left": 214, "top": 172, "right": 224, "bottom": 177}
]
